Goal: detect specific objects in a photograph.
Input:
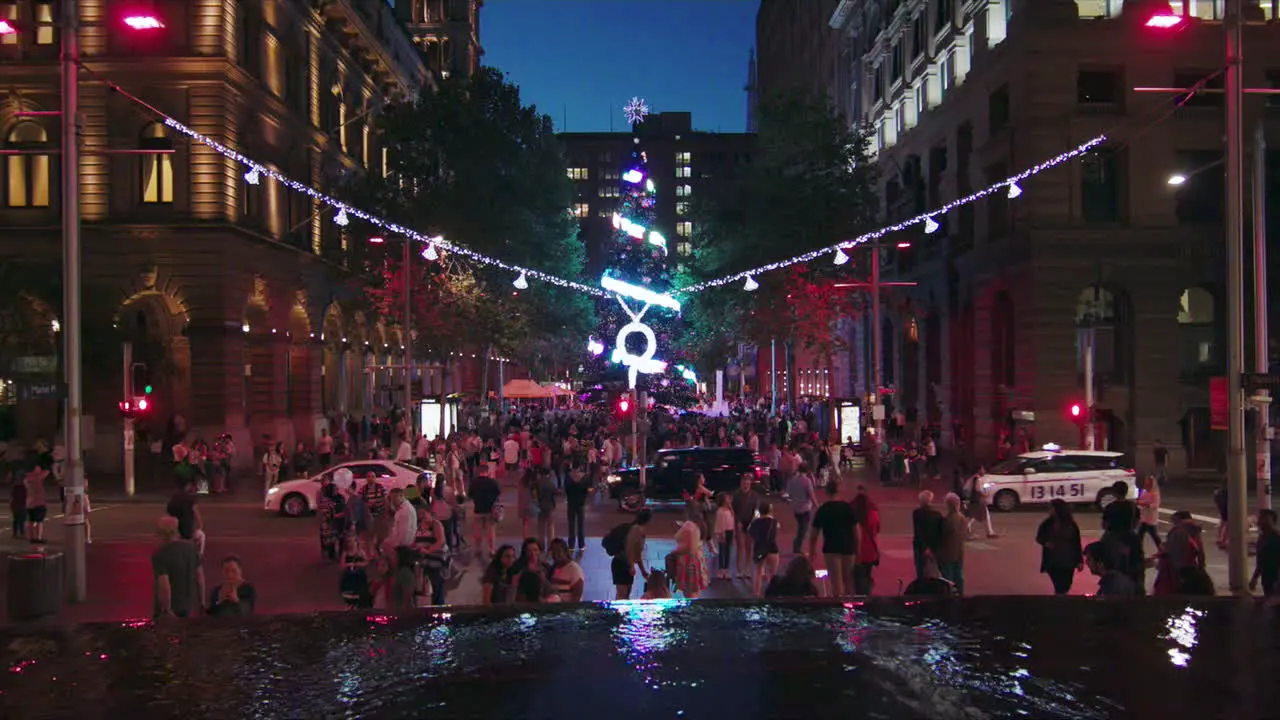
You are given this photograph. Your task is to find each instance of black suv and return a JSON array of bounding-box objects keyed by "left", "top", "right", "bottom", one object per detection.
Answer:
[{"left": 606, "top": 447, "right": 766, "bottom": 511}]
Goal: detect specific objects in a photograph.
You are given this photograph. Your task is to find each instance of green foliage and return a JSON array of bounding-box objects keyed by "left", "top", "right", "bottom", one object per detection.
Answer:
[
  {"left": 354, "top": 66, "right": 594, "bottom": 369},
  {"left": 678, "top": 88, "right": 879, "bottom": 368}
]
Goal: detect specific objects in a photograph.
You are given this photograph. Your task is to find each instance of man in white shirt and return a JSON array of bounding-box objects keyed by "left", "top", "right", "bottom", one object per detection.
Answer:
[
  {"left": 415, "top": 434, "right": 431, "bottom": 466},
  {"left": 387, "top": 488, "right": 417, "bottom": 557},
  {"left": 394, "top": 434, "right": 413, "bottom": 463},
  {"left": 503, "top": 434, "right": 520, "bottom": 480}
]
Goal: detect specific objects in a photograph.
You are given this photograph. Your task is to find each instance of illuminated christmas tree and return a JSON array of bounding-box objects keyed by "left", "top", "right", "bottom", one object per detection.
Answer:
[{"left": 586, "top": 98, "right": 696, "bottom": 407}]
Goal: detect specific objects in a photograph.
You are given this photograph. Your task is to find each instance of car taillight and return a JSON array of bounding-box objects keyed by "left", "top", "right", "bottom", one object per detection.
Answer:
[{"left": 1124, "top": 468, "right": 1136, "bottom": 474}]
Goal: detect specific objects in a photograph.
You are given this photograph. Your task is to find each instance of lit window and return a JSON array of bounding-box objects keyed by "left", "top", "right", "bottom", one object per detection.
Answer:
[
  {"left": 5, "top": 121, "right": 51, "bottom": 208},
  {"left": 597, "top": 208, "right": 611, "bottom": 218},
  {"left": 676, "top": 221, "right": 692, "bottom": 237},
  {"left": 567, "top": 167, "right": 589, "bottom": 180},
  {"left": 598, "top": 186, "right": 619, "bottom": 198},
  {"left": 382, "top": 146, "right": 389, "bottom": 177},
  {"left": 571, "top": 202, "right": 589, "bottom": 218},
  {"left": 1, "top": 4, "right": 16, "bottom": 46},
  {"left": 676, "top": 202, "right": 689, "bottom": 216},
  {"left": 35, "top": 1, "right": 53, "bottom": 45},
  {"left": 676, "top": 241, "right": 692, "bottom": 256},
  {"left": 140, "top": 123, "right": 174, "bottom": 205},
  {"left": 676, "top": 184, "right": 693, "bottom": 197},
  {"left": 337, "top": 94, "right": 348, "bottom": 153},
  {"left": 601, "top": 168, "right": 619, "bottom": 180},
  {"left": 676, "top": 166, "right": 692, "bottom": 178},
  {"left": 362, "top": 124, "right": 370, "bottom": 167},
  {"left": 676, "top": 151, "right": 691, "bottom": 164}
]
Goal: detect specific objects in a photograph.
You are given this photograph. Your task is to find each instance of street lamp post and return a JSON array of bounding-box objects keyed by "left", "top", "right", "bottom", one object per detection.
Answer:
[
  {"left": 1224, "top": 0, "right": 1249, "bottom": 593},
  {"left": 60, "top": 0, "right": 87, "bottom": 602},
  {"left": 1253, "top": 122, "right": 1271, "bottom": 513},
  {"left": 402, "top": 237, "right": 413, "bottom": 437}
]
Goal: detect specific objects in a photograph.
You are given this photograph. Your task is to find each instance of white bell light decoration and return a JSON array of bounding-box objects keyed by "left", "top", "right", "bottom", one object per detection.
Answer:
[
  {"left": 423, "top": 242, "right": 439, "bottom": 261},
  {"left": 513, "top": 272, "right": 529, "bottom": 290},
  {"left": 334, "top": 207, "right": 349, "bottom": 226},
  {"left": 244, "top": 166, "right": 261, "bottom": 185},
  {"left": 743, "top": 275, "right": 759, "bottom": 292},
  {"left": 833, "top": 247, "right": 850, "bottom": 265},
  {"left": 1007, "top": 182, "right": 1023, "bottom": 199},
  {"left": 924, "top": 216, "right": 940, "bottom": 234}
]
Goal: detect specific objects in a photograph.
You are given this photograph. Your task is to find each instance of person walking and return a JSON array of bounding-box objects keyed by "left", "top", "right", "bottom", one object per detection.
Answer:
[
  {"left": 851, "top": 488, "right": 881, "bottom": 595},
  {"left": 936, "top": 493, "right": 967, "bottom": 594},
  {"left": 911, "top": 490, "right": 944, "bottom": 580},
  {"left": 666, "top": 522, "right": 710, "bottom": 599},
  {"left": 1136, "top": 475, "right": 1162, "bottom": 553},
  {"left": 731, "top": 473, "right": 761, "bottom": 580},
  {"left": 22, "top": 463, "right": 50, "bottom": 544},
  {"left": 1035, "top": 499, "right": 1084, "bottom": 595},
  {"left": 809, "top": 480, "right": 858, "bottom": 597},
  {"left": 563, "top": 464, "right": 591, "bottom": 552},
  {"left": 786, "top": 463, "right": 817, "bottom": 555},
  {"left": 965, "top": 468, "right": 996, "bottom": 539},
  {"left": 713, "top": 492, "right": 736, "bottom": 580},
  {"left": 748, "top": 500, "right": 781, "bottom": 598},
  {"left": 1250, "top": 508, "right": 1280, "bottom": 597}
]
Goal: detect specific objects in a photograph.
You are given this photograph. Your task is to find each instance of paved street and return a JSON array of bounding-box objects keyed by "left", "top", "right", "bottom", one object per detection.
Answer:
[{"left": 0, "top": 469, "right": 1250, "bottom": 624}]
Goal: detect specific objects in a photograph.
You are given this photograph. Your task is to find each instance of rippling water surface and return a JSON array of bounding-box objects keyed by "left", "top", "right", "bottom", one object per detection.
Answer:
[{"left": 1, "top": 598, "right": 1277, "bottom": 719}]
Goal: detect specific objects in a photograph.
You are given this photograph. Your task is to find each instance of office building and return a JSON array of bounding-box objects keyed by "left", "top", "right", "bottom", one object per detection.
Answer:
[
  {"left": 0, "top": 0, "right": 432, "bottom": 472},
  {"left": 558, "top": 112, "right": 755, "bottom": 274},
  {"left": 393, "top": 0, "right": 484, "bottom": 80},
  {"left": 814, "top": 0, "right": 1280, "bottom": 474}
]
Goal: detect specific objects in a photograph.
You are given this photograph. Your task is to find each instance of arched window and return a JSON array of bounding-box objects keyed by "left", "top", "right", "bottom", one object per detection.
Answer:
[
  {"left": 5, "top": 122, "right": 51, "bottom": 208},
  {"left": 140, "top": 123, "right": 174, "bottom": 204}
]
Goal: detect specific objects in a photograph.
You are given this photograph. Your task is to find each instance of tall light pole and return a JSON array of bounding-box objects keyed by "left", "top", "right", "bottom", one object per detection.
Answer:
[
  {"left": 60, "top": 0, "right": 87, "bottom": 603},
  {"left": 402, "top": 237, "right": 413, "bottom": 437},
  {"left": 1224, "top": 0, "right": 1249, "bottom": 593},
  {"left": 1252, "top": 122, "right": 1271, "bottom": 513}
]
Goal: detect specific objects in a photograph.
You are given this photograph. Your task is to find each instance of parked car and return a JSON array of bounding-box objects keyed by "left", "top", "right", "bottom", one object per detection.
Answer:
[
  {"left": 606, "top": 447, "right": 767, "bottom": 512},
  {"left": 264, "top": 460, "right": 432, "bottom": 517},
  {"left": 979, "top": 446, "right": 1136, "bottom": 512}
]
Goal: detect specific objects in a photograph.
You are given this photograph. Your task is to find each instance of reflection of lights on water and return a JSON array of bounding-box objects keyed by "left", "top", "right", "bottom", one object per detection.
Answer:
[
  {"left": 9, "top": 659, "right": 35, "bottom": 674},
  {"left": 1160, "top": 606, "right": 1205, "bottom": 668},
  {"left": 120, "top": 619, "right": 153, "bottom": 629},
  {"left": 519, "top": 613, "right": 537, "bottom": 631},
  {"left": 611, "top": 599, "right": 689, "bottom": 688}
]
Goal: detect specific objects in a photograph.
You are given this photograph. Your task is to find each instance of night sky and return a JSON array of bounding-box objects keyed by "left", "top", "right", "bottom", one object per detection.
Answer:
[{"left": 483, "top": 0, "right": 758, "bottom": 133}]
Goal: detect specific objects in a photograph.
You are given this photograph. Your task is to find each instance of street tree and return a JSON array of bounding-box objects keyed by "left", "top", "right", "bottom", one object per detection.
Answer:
[
  {"left": 355, "top": 66, "right": 594, "bottom": 408},
  {"left": 678, "top": 89, "right": 878, "bottom": 403}
]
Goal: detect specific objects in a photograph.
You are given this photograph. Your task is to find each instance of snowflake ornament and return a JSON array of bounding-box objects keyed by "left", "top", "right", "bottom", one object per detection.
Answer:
[{"left": 623, "top": 97, "right": 650, "bottom": 125}]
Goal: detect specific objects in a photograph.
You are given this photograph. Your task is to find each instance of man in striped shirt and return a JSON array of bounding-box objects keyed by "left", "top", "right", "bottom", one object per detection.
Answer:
[{"left": 360, "top": 473, "right": 390, "bottom": 549}]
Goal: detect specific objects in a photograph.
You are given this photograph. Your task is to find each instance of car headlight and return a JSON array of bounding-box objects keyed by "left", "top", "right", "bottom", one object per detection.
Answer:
[
  {"left": 267, "top": 486, "right": 280, "bottom": 495},
  {"left": 981, "top": 482, "right": 993, "bottom": 491},
  {"left": 606, "top": 474, "right": 622, "bottom": 485}
]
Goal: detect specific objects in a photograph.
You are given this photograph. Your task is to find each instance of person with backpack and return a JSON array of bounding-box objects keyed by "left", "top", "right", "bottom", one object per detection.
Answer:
[{"left": 605, "top": 509, "right": 652, "bottom": 599}]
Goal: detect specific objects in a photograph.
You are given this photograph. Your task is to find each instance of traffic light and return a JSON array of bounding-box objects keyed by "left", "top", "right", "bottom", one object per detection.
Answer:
[
  {"left": 131, "top": 363, "right": 152, "bottom": 396},
  {"left": 118, "top": 396, "right": 151, "bottom": 418},
  {"left": 618, "top": 397, "right": 631, "bottom": 415},
  {"left": 1069, "top": 403, "right": 1085, "bottom": 425}
]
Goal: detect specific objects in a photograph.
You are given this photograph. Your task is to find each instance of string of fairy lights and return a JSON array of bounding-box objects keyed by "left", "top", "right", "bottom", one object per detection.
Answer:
[{"left": 152, "top": 108, "right": 1103, "bottom": 300}]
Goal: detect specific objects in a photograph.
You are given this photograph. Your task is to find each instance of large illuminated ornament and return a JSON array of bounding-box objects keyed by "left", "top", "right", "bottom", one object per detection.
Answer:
[{"left": 600, "top": 275, "right": 680, "bottom": 389}]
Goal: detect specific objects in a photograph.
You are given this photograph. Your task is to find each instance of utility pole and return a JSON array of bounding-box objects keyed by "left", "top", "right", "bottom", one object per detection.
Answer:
[
  {"left": 1224, "top": 0, "right": 1249, "bottom": 593},
  {"left": 60, "top": 0, "right": 87, "bottom": 603},
  {"left": 403, "top": 238, "right": 413, "bottom": 439},
  {"left": 122, "top": 342, "right": 135, "bottom": 497},
  {"left": 1254, "top": 122, "right": 1271, "bottom": 512},
  {"left": 770, "top": 338, "right": 777, "bottom": 416},
  {"left": 871, "top": 243, "right": 884, "bottom": 445}
]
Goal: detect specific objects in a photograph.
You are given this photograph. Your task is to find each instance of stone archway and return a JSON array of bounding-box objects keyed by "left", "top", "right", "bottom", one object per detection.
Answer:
[
  {"left": 322, "top": 302, "right": 346, "bottom": 415},
  {"left": 115, "top": 288, "right": 191, "bottom": 432}
]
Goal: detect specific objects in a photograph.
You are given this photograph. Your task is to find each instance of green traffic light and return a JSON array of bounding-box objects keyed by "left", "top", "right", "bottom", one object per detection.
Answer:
[{"left": 144, "top": 385, "right": 153, "bottom": 394}]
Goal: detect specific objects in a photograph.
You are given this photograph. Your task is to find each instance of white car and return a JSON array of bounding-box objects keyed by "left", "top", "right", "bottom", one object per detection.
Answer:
[
  {"left": 980, "top": 447, "right": 1136, "bottom": 512},
  {"left": 264, "top": 460, "right": 433, "bottom": 517}
]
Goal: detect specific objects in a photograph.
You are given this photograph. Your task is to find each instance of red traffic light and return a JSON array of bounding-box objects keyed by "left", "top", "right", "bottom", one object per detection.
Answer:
[
  {"left": 119, "top": 400, "right": 131, "bottom": 413},
  {"left": 1070, "top": 404, "right": 1081, "bottom": 417},
  {"left": 137, "top": 397, "right": 149, "bottom": 411},
  {"left": 618, "top": 398, "right": 630, "bottom": 414}
]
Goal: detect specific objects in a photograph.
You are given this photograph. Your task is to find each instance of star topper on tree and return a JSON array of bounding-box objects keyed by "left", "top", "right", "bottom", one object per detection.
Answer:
[{"left": 623, "top": 97, "right": 650, "bottom": 125}]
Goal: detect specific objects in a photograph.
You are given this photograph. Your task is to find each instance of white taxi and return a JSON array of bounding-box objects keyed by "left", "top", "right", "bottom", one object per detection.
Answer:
[
  {"left": 264, "top": 460, "right": 432, "bottom": 517},
  {"left": 980, "top": 445, "right": 1136, "bottom": 512}
]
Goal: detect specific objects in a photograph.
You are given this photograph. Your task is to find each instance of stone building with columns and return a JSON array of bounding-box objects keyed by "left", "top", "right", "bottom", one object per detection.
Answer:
[
  {"left": 0, "top": 0, "right": 441, "bottom": 473},
  {"left": 820, "top": 0, "right": 1280, "bottom": 476}
]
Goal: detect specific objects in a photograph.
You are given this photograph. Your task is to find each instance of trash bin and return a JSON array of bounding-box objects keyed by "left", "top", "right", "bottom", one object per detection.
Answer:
[{"left": 7, "top": 550, "right": 64, "bottom": 622}]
